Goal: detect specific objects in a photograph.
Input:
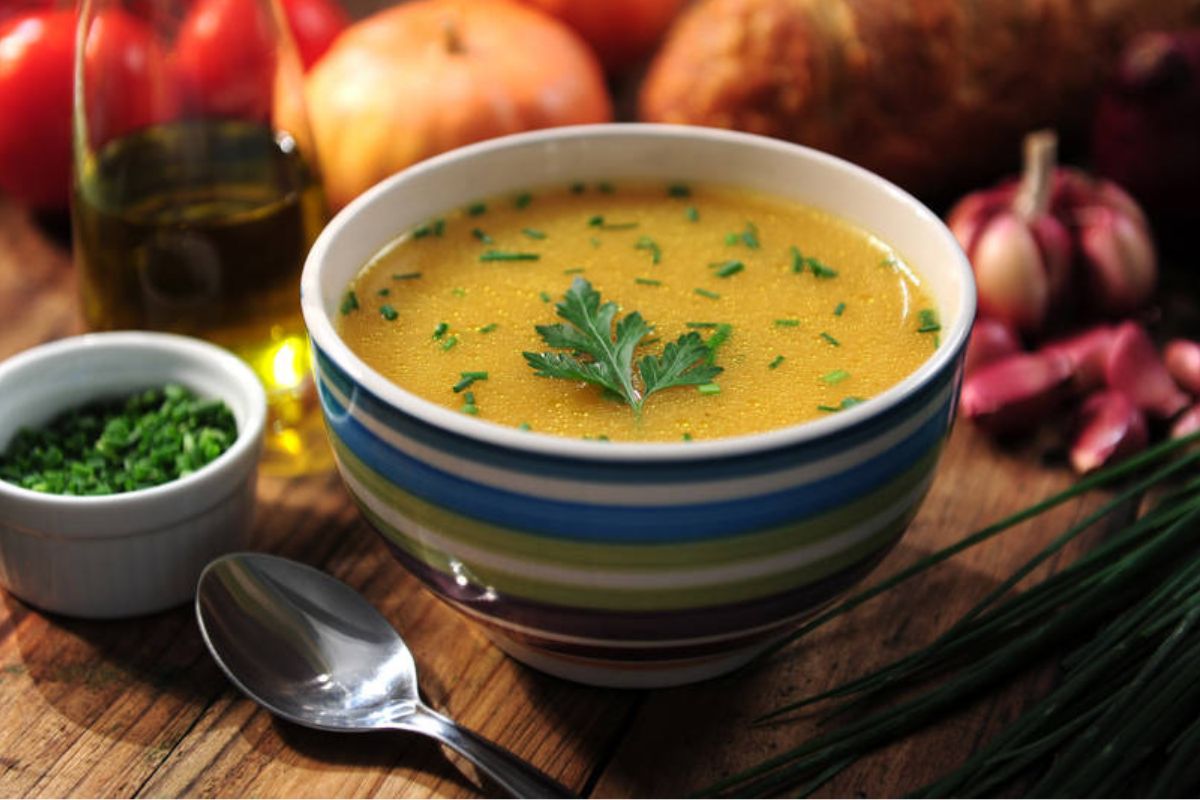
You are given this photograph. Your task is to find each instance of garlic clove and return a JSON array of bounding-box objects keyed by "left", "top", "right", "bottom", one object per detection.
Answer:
[
  {"left": 1171, "top": 403, "right": 1200, "bottom": 440},
  {"left": 960, "top": 351, "right": 1074, "bottom": 434},
  {"left": 1070, "top": 390, "right": 1148, "bottom": 474},
  {"left": 971, "top": 212, "right": 1051, "bottom": 333},
  {"left": 1105, "top": 321, "right": 1190, "bottom": 419},
  {"left": 947, "top": 185, "right": 1015, "bottom": 254},
  {"left": 1095, "top": 178, "right": 1153, "bottom": 232},
  {"left": 1041, "top": 324, "right": 1116, "bottom": 392},
  {"left": 1163, "top": 339, "right": 1200, "bottom": 396},
  {"left": 1030, "top": 214, "right": 1074, "bottom": 307},
  {"left": 965, "top": 317, "right": 1023, "bottom": 376},
  {"left": 1077, "top": 205, "right": 1157, "bottom": 316}
]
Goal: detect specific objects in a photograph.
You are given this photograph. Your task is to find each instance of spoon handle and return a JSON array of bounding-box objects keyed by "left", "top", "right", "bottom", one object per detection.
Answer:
[{"left": 396, "top": 702, "right": 575, "bottom": 798}]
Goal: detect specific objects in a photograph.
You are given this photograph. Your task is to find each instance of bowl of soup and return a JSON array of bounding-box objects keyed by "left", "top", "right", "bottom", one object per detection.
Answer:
[{"left": 300, "top": 124, "right": 975, "bottom": 688}]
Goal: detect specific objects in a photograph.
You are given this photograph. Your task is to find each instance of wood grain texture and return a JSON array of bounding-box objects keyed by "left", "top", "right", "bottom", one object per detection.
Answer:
[{"left": 0, "top": 194, "right": 1131, "bottom": 797}]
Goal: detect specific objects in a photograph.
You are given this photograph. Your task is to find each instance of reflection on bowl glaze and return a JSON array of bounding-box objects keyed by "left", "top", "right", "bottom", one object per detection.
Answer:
[{"left": 301, "top": 124, "right": 974, "bottom": 688}]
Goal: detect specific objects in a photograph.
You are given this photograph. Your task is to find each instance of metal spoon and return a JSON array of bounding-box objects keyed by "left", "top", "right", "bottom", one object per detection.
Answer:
[{"left": 195, "top": 552, "right": 573, "bottom": 798}]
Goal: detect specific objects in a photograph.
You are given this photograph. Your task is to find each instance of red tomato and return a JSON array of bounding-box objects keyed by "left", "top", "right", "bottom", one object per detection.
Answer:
[
  {"left": 174, "top": 0, "right": 345, "bottom": 119},
  {"left": 0, "top": 11, "right": 75, "bottom": 209},
  {"left": 281, "top": 0, "right": 348, "bottom": 70},
  {"left": 0, "top": 1, "right": 53, "bottom": 26},
  {"left": 175, "top": 0, "right": 276, "bottom": 120},
  {"left": 519, "top": 0, "right": 687, "bottom": 73},
  {"left": 0, "top": 9, "right": 175, "bottom": 209},
  {"left": 82, "top": 9, "right": 178, "bottom": 149}
]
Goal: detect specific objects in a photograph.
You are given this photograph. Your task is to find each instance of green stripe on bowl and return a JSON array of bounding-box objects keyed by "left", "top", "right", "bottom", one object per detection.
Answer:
[
  {"left": 329, "top": 432, "right": 940, "bottom": 569},
  {"left": 353, "top": 494, "right": 916, "bottom": 611}
]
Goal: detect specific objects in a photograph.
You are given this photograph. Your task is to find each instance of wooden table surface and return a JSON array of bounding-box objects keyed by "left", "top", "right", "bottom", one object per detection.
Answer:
[{"left": 0, "top": 183, "right": 1151, "bottom": 798}]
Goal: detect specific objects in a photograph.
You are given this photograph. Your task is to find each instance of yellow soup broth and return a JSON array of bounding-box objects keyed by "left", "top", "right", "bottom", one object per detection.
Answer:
[{"left": 338, "top": 182, "right": 938, "bottom": 442}]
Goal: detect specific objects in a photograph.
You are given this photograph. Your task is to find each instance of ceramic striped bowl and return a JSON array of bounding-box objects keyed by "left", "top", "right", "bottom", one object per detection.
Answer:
[{"left": 300, "top": 125, "right": 975, "bottom": 688}]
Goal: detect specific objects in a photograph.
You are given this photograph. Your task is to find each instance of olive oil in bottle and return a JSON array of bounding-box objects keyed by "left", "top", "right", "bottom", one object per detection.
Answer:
[{"left": 72, "top": 119, "right": 330, "bottom": 475}]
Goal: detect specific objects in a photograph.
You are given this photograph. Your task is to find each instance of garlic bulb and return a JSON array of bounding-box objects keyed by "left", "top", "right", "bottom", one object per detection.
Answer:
[
  {"left": 948, "top": 132, "right": 1158, "bottom": 335},
  {"left": 947, "top": 132, "right": 1070, "bottom": 334}
]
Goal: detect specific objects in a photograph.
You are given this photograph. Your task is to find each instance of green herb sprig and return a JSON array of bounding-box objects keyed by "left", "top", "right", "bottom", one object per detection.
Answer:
[{"left": 523, "top": 278, "right": 722, "bottom": 415}]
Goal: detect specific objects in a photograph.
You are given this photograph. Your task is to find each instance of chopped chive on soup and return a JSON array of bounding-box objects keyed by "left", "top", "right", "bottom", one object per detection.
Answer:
[{"left": 340, "top": 182, "right": 935, "bottom": 442}]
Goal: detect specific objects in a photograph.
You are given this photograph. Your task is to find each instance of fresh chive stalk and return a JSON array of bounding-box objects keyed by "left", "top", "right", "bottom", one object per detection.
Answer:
[
  {"left": 453, "top": 372, "right": 488, "bottom": 393},
  {"left": 461, "top": 390, "right": 479, "bottom": 414},
  {"left": 790, "top": 246, "right": 805, "bottom": 273},
  {"left": 705, "top": 324, "right": 733, "bottom": 364},
  {"left": 635, "top": 236, "right": 662, "bottom": 264},
  {"left": 808, "top": 257, "right": 838, "bottom": 278},
  {"left": 479, "top": 250, "right": 540, "bottom": 262},
  {"left": 588, "top": 215, "right": 638, "bottom": 230},
  {"left": 699, "top": 431, "right": 1200, "bottom": 798},
  {"left": 711, "top": 260, "right": 744, "bottom": 278}
]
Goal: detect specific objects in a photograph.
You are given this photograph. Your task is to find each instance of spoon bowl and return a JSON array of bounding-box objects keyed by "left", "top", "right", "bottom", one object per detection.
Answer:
[{"left": 196, "top": 552, "right": 572, "bottom": 797}]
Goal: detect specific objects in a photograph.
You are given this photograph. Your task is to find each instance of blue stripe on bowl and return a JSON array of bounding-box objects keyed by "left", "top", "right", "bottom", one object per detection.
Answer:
[
  {"left": 313, "top": 345, "right": 960, "bottom": 484},
  {"left": 318, "top": 377, "right": 951, "bottom": 542}
]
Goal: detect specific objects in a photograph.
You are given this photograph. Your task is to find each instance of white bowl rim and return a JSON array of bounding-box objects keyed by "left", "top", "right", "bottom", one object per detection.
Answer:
[
  {"left": 0, "top": 330, "right": 267, "bottom": 506},
  {"left": 302, "top": 123, "right": 975, "bottom": 462}
]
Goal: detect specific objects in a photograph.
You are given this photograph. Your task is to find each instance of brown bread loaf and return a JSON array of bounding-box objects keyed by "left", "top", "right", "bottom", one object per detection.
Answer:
[{"left": 639, "top": 0, "right": 1200, "bottom": 199}]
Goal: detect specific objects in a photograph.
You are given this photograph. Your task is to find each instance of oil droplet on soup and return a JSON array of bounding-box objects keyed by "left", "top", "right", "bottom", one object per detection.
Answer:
[{"left": 337, "top": 183, "right": 940, "bottom": 442}]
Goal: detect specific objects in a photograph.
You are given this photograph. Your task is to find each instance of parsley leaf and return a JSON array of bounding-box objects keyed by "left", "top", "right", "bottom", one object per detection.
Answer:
[{"left": 523, "top": 278, "right": 723, "bottom": 414}]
